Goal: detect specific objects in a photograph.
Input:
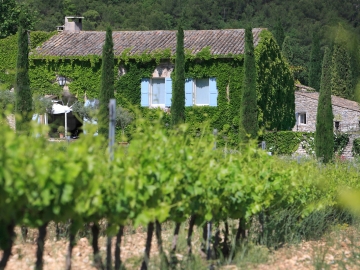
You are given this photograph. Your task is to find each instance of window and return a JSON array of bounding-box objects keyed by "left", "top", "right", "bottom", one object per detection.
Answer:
[
  {"left": 151, "top": 78, "right": 165, "bottom": 106},
  {"left": 297, "top": 112, "right": 306, "bottom": 124},
  {"left": 195, "top": 78, "right": 210, "bottom": 105},
  {"left": 140, "top": 77, "right": 217, "bottom": 107},
  {"left": 185, "top": 78, "right": 218, "bottom": 106},
  {"left": 141, "top": 78, "right": 172, "bottom": 107}
]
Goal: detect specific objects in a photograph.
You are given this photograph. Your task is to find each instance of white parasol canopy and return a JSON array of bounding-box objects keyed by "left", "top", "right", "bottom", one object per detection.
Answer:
[{"left": 52, "top": 103, "right": 72, "bottom": 114}]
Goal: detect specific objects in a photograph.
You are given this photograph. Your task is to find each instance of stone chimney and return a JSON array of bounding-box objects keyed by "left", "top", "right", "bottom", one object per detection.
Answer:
[{"left": 64, "top": 16, "right": 83, "bottom": 33}]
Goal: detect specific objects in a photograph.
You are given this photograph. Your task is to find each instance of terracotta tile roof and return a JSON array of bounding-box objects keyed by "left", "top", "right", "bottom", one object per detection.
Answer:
[
  {"left": 34, "top": 28, "right": 265, "bottom": 57},
  {"left": 296, "top": 91, "right": 360, "bottom": 112}
]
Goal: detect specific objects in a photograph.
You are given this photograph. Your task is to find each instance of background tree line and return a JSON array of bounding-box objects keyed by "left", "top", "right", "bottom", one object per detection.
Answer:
[{"left": 1, "top": 0, "right": 360, "bottom": 98}]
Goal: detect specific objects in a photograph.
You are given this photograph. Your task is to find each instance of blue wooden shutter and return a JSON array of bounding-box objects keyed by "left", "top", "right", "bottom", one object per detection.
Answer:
[
  {"left": 141, "top": 78, "right": 150, "bottom": 107},
  {"left": 165, "top": 77, "right": 172, "bottom": 107},
  {"left": 209, "top": 77, "right": 218, "bottom": 106},
  {"left": 185, "top": 78, "right": 193, "bottom": 106}
]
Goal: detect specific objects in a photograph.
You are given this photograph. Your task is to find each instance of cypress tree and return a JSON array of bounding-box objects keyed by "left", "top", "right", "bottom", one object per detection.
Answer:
[
  {"left": 98, "top": 26, "right": 114, "bottom": 136},
  {"left": 281, "top": 36, "right": 294, "bottom": 63},
  {"left": 308, "top": 32, "right": 322, "bottom": 91},
  {"left": 15, "top": 11, "right": 32, "bottom": 133},
  {"left": 239, "top": 27, "right": 258, "bottom": 141},
  {"left": 273, "top": 20, "right": 285, "bottom": 48},
  {"left": 331, "top": 30, "right": 353, "bottom": 99},
  {"left": 171, "top": 24, "right": 185, "bottom": 126},
  {"left": 315, "top": 47, "right": 334, "bottom": 163}
]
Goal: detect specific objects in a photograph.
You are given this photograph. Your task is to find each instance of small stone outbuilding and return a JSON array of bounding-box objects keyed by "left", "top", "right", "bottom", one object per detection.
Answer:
[
  {"left": 293, "top": 84, "right": 360, "bottom": 133},
  {"left": 293, "top": 84, "right": 360, "bottom": 158}
]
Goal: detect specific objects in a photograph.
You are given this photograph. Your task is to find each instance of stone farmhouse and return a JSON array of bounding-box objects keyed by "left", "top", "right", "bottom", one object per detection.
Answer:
[
  {"left": 293, "top": 84, "right": 360, "bottom": 133},
  {"left": 293, "top": 84, "right": 360, "bottom": 158},
  {"left": 29, "top": 16, "right": 294, "bottom": 138}
]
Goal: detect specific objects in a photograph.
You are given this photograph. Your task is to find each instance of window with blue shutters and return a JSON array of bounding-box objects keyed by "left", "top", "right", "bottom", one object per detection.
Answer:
[
  {"left": 141, "top": 78, "right": 172, "bottom": 107},
  {"left": 186, "top": 77, "right": 217, "bottom": 106}
]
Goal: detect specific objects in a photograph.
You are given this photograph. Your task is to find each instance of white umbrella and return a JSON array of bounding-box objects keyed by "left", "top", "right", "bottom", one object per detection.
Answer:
[
  {"left": 52, "top": 103, "right": 72, "bottom": 114},
  {"left": 51, "top": 103, "right": 72, "bottom": 137}
]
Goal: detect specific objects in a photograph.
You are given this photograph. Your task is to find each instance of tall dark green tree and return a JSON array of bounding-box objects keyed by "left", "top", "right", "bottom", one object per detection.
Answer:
[
  {"left": 308, "top": 32, "right": 322, "bottom": 91},
  {"left": 98, "top": 26, "right": 114, "bottom": 136},
  {"left": 331, "top": 30, "right": 353, "bottom": 99},
  {"left": 281, "top": 36, "right": 294, "bottom": 63},
  {"left": 273, "top": 20, "right": 285, "bottom": 48},
  {"left": 239, "top": 26, "right": 258, "bottom": 141},
  {"left": 315, "top": 47, "right": 334, "bottom": 163},
  {"left": 15, "top": 11, "right": 32, "bottom": 133},
  {"left": 171, "top": 24, "right": 185, "bottom": 126}
]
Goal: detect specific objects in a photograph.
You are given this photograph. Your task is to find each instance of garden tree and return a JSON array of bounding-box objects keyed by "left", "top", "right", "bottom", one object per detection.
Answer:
[
  {"left": 0, "top": 0, "right": 19, "bottom": 39},
  {"left": 15, "top": 11, "right": 32, "bottom": 133},
  {"left": 315, "top": 47, "right": 334, "bottom": 163},
  {"left": 98, "top": 26, "right": 114, "bottom": 136},
  {"left": 171, "top": 24, "right": 185, "bottom": 126},
  {"left": 281, "top": 35, "right": 307, "bottom": 83},
  {"left": 273, "top": 20, "right": 285, "bottom": 48},
  {"left": 308, "top": 32, "right": 322, "bottom": 91},
  {"left": 0, "top": 0, "right": 36, "bottom": 39},
  {"left": 281, "top": 36, "right": 294, "bottom": 63},
  {"left": 331, "top": 29, "right": 353, "bottom": 99},
  {"left": 239, "top": 26, "right": 258, "bottom": 141}
]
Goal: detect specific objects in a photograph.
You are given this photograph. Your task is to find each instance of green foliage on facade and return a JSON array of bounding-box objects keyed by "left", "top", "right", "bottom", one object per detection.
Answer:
[
  {"left": 239, "top": 27, "right": 258, "bottom": 141},
  {"left": 171, "top": 25, "right": 185, "bottom": 126},
  {"left": 331, "top": 31, "right": 353, "bottom": 99},
  {"left": 308, "top": 32, "right": 322, "bottom": 91},
  {"left": 15, "top": 12, "right": 32, "bottom": 132},
  {"left": 315, "top": 47, "right": 334, "bottom": 163},
  {"left": 0, "top": 31, "right": 56, "bottom": 90},
  {"left": 98, "top": 26, "right": 115, "bottom": 136}
]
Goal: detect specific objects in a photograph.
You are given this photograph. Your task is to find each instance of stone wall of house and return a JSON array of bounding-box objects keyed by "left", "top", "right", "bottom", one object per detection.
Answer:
[
  {"left": 291, "top": 133, "right": 360, "bottom": 159},
  {"left": 292, "top": 93, "right": 318, "bottom": 132},
  {"left": 293, "top": 93, "right": 360, "bottom": 133}
]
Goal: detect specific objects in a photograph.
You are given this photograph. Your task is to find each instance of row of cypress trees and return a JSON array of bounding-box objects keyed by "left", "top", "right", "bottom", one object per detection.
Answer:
[{"left": 302, "top": 28, "right": 354, "bottom": 100}]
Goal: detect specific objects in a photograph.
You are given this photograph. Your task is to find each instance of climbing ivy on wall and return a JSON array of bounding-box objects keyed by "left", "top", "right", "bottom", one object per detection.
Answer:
[{"left": 0, "top": 31, "right": 56, "bottom": 90}]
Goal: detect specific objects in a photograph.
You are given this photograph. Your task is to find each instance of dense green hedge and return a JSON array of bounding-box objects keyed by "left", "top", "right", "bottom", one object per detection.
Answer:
[{"left": 263, "top": 131, "right": 350, "bottom": 156}]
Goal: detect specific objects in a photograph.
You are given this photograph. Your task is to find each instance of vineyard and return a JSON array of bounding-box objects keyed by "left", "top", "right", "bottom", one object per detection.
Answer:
[{"left": 1, "top": 112, "right": 360, "bottom": 270}]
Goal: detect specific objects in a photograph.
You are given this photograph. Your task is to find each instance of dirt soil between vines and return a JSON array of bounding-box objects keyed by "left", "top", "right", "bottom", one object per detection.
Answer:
[{"left": 1, "top": 223, "right": 359, "bottom": 269}]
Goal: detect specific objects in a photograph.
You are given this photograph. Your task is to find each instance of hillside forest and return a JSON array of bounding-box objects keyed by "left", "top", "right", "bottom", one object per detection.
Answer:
[{"left": 1, "top": 0, "right": 360, "bottom": 99}]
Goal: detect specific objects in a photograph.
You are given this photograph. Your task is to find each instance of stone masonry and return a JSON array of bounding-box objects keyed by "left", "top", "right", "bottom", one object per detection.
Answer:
[{"left": 292, "top": 85, "right": 360, "bottom": 158}]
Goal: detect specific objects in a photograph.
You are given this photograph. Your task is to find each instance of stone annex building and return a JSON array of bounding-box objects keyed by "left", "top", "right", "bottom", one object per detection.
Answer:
[{"left": 293, "top": 84, "right": 360, "bottom": 158}]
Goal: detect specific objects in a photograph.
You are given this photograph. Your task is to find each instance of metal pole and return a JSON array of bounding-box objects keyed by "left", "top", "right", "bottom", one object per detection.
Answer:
[
  {"left": 65, "top": 112, "right": 67, "bottom": 137},
  {"left": 207, "top": 129, "right": 218, "bottom": 265},
  {"left": 109, "top": 99, "right": 116, "bottom": 161},
  {"left": 107, "top": 99, "right": 116, "bottom": 270}
]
